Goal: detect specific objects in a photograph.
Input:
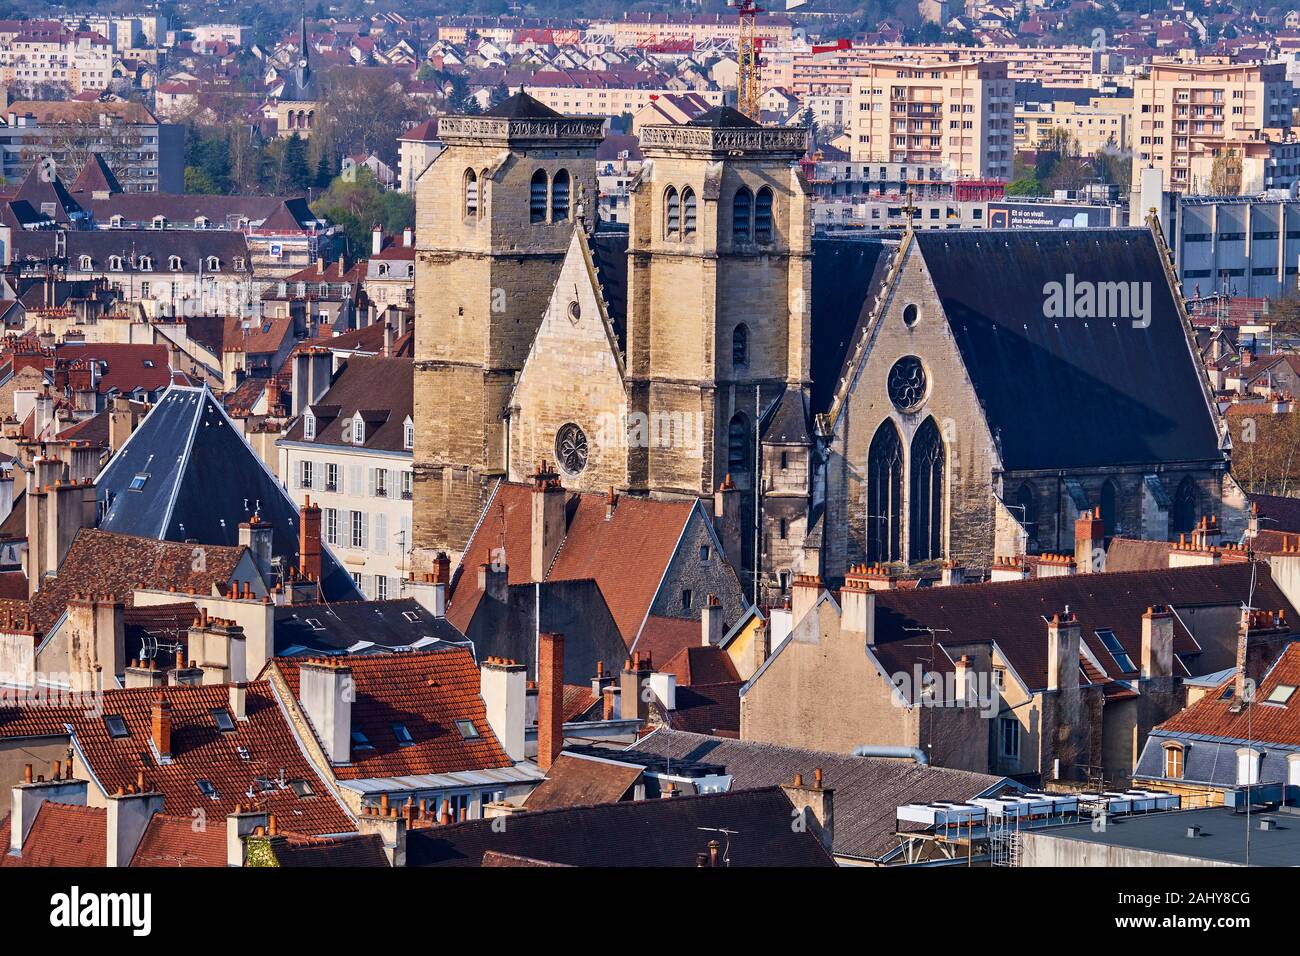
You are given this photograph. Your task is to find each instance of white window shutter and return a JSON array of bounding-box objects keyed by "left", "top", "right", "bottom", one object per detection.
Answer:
[
  {"left": 369, "top": 468, "right": 377, "bottom": 496},
  {"left": 361, "top": 512, "right": 370, "bottom": 551},
  {"left": 375, "top": 513, "right": 388, "bottom": 554},
  {"left": 350, "top": 465, "right": 363, "bottom": 496}
]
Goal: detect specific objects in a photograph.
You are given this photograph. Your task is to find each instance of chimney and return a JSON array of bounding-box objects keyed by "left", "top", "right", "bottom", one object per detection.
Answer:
[
  {"left": 752, "top": 621, "right": 771, "bottom": 674},
  {"left": 701, "top": 594, "right": 724, "bottom": 647},
  {"left": 124, "top": 659, "right": 166, "bottom": 689},
  {"left": 537, "top": 633, "right": 564, "bottom": 771},
  {"left": 371, "top": 224, "right": 384, "bottom": 256},
  {"left": 1235, "top": 606, "right": 1250, "bottom": 704},
  {"left": 106, "top": 781, "right": 164, "bottom": 867},
  {"left": 229, "top": 681, "right": 248, "bottom": 721},
  {"left": 840, "top": 566, "right": 876, "bottom": 645},
  {"left": 477, "top": 562, "right": 508, "bottom": 603},
  {"left": 299, "top": 497, "right": 322, "bottom": 582},
  {"left": 1074, "top": 507, "right": 1105, "bottom": 574},
  {"left": 225, "top": 805, "right": 269, "bottom": 866},
  {"left": 649, "top": 671, "right": 676, "bottom": 710},
  {"left": 591, "top": 659, "right": 617, "bottom": 697},
  {"left": 1248, "top": 501, "right": 1259, "bottom": 540},
  {"left": 530, "top": 461, "right": 566, "bottom": 583},
  {"left": 403, "top": 226, "right": 414, "bottom": 247},
  {"left": 1141, "top": 605, "right": 1174, "bottom": 680},
  {"left": 10, "top": 765, "right": 89, "bottom": 853},
  {"left": 620, "top": 652, "right": 653, "bottom": 723},
  {"left": 953, "top": 655, "right": 973, "bottom": 705},
  {"left": 151, "top": 694, "right": 172, "bottom": 758},
  {"left": 1037, "top": 552, "right": 1076, "bottom": 578},
  {"left": 791, "top": 573, "right": 822, "bottom": 628},
  {"left": 239, "top": 516, "right": 274, "bottom": 583},
  {"left": 990, "top": 556, "right": 1031, "bottom": 582},
  {"left": 940, "top": 560, "right": 965, "bottom": 587},
  {"left": 357, "top": 802, "right": 407, "bottom": 866},
  {"left": 383, "top": 321, "right": 394, "bottom": 357},
  {"left": 481, "top": 656, "right": 526, "bottom": 762},
  {"left": 299, "top": 659, "right": 353, "bottom": 765},
  {"left": 187, "top": 616, "right": 247, "bottom": 686},
  {"left": 780, "top": 770, "right": 835, "bottom": 855},
  {"left": 1046, "top": 611, "right": 1081, "bottom": 704},
  {"left": 712, "top": 474, "right": 741, "bottom": 562}
]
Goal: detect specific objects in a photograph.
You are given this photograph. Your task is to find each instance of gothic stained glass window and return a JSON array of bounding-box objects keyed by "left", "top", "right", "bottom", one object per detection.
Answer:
[
  {"left": 910, "top": 417, "right": 945, "bottom": 562},
  {"left": 867, "top": 420, "right": 903, "bottom": 563},
  {"left": 887, "top": 356, "right": 928, "bottom": 411},
  {"left": 1172, "top": 476, "right": 1196, "bottom": 537}
]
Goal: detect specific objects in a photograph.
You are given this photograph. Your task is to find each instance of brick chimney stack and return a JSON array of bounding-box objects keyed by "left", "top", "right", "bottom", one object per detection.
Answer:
[
  {"left": 620, "top": 651, "right": 653, "bottom": 723},
  {"left": 1074, "top": 507, "right": 1105, "bottom": 574},
  {"left": 151, "top": 693, "right": 172, "bottom": 759},
  {"left": 299, "top": 496, "right": 322, "bottom": 582},
  {"left": 537, "top": 632, "right": 564, "bottom": 771},
  {"left": 701, "top": 594, "right": 724, "bottom": 647},
  {"left": 1141, "top": 605, "right": 1174, "bottom": 680},
  {"left": 530, "top": 462, "right": 566, "bottom": 583}
]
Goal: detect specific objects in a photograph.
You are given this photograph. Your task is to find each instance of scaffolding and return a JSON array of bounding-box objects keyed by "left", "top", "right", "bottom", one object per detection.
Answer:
[{"left": 736, "top": 0, "right": 764, "bottom": 121}]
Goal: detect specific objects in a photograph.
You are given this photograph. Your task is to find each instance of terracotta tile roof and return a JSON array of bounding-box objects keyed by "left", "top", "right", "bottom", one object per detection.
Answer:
[
  {"left": 270, "top": 830, "right": 389, "bottom": 866},
  {"left": 280, "top": 355, "right": 413, "bottom": 452},
  {"left": 447, "top": 482, "right": 696, "bottom": 649},
  {"left": 0, "top": 681, "right": 355, "bottom": 835},
  {"left": 26, "top": 529, "right": 245, "bottom": 633},
  {"left": 635, "top": 615, "right": 705, "bottom": 668},
  {"left": 130, "top": 813, "right": 226, "bottom": 866},
  {"left": 55, "top": 343, "right": 174, "bottom": 394},
  {"left": 222, "top": 316, "right": 295, "bottom": 356},
  {"left": 561, "top": 684, "right": 598, "bottom": 722},
  {"left": 1157, "top": 642, "right": 1300, "bottom": 746},
  {"left": 269, "top": 649, "right": 514, "bottom": 780},
  {"left": 523, "top": 753, "right": 641, "bottom": 810},
  {"left": 661, "top": 644, "right": 741, "bottom": 686},
  {"left": 0, "top": 802, "right": 106, "bottom": 866}
]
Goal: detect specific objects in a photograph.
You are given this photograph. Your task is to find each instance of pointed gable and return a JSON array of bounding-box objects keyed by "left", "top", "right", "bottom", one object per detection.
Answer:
[{"left": 70, "top": 153, "right": 122, "bottom": 196}]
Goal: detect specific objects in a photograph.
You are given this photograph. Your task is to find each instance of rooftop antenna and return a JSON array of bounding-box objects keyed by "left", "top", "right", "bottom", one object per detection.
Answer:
[{"left": 696, "top": 826, "right": 738, "bottom": 865}]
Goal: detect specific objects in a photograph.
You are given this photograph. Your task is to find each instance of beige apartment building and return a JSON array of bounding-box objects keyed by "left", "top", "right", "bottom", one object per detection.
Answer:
[
  {"left": 524, "top": 83, "right": 726, "bottom": 120},
  {"left": 849, "top": 60, "right": 1013, "bottom": 179},
  {"left": 1016, "top": 97, "right": 1133, "bottom": 153},
  {"left": 1132, "top": 59, "right": 1295, "bottom": 195}
]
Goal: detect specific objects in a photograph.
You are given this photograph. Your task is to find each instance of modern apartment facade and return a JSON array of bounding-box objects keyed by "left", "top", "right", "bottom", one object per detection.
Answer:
[{"left": 848, "top": 60, "right": 1013, "bottom": 179}]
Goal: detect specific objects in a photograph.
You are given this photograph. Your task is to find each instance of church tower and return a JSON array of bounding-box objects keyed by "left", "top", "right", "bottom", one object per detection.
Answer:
[
  {"left": 411, "top": 94, "right": 603, "bottom": 566},
  {"left": 626, "top": 108, "right": 811, "bottom": 561}
]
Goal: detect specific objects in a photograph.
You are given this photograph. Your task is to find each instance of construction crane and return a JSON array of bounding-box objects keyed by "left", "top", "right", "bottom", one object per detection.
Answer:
[{"left": 734, "top": 0, "right": 764, "bottom": 121}]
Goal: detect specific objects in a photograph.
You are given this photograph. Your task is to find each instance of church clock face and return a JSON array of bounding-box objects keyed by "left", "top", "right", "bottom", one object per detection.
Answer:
[
  {"left": 887, "top": 356, "right": 928, "bottom": 411},
  {"left": 555, "top": 423, "right": 589, "bottom": 476}
]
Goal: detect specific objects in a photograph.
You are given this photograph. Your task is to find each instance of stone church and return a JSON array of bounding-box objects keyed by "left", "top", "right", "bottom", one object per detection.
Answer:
[{"left": 410, "top": 92, "right": 1242, "bottom": 595}]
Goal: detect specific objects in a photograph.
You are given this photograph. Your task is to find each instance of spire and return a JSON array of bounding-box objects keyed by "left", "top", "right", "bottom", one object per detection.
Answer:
[{"left": 300, "top": 6, "right": 308, "bottom": 60}]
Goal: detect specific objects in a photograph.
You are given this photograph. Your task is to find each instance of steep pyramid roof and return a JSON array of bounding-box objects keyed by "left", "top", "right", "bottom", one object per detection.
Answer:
[
  {"left": 95, "top": 384, "right": 360, "bottom": 599},
  {"left": 70, "top": 152, "right": 122, "bottom": 195},
  {"left": 485, "top": 91, "right": 561, "bottom": 118}
]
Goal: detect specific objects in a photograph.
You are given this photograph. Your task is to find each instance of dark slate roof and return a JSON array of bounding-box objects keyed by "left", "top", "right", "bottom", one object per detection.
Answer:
[
  {"left": 12, "top": 230, "right": 251, "bottom": 274},
  {"left": 590, "top": 225, "right": 628, "bottom": 353},
  {"left": 910, "top": 229, "right": 1223, "bottom": 470},
  {"left": 687, "top": 105, "right": 759, "bottom": 128},
  {"left": 273, "top": 598, "right": 468, "bottom": 655},
  {"left": 808, "top": 236, "right": 891, "bottom": 414},
  {"left": 95, "top": 385, "right": 360, "bottom": 600},
  {"left": 761, "top": 385, "right": 811, "bottom": 445},
  {"left": 407, "top": 786, "right": 834, "bottom": 867},
  {"left": 626, "top": 729, "right": 1010, "bottom": 861},
  {"left": 1247, "top": 492, "right": 1300, "bottom": 533},
  {"left": 82, "top": 195, "right": 316, "bottom": 231},
  {"left": 485, "top": 91, "right": 560, "bottom": 118}
]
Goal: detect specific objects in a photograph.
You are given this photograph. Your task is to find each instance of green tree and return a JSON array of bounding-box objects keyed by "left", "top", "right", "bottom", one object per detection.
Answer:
[{"left": 311, "top": 166, "right": 415, "bottom": 254}]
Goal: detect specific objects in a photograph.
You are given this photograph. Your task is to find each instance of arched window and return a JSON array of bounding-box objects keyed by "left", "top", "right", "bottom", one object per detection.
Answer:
[
  {"left": 306, "top": 110, "right": 314, "bottom": 128},
  {"left": 910, "top": 416, "right": 945, "bottom": 562},
  {"left": 169, "top": 255, "right": 182, "bottom": 271},
  {"left": 1163, "top": 741, "right": 1185, "bottom": 780},
  {"left": 733, "top": 187, "right": 752, "bottom": 242},
  {"left": 754, "top": 187, "right": 774, "bottom": 244},
  {"left": 867, "top": 420, "right": 904, "bottom": 563},
  {"left": 464, "top": 169, "right": 478, "bottom": 218},
  {"left": 1100, "top": 478, "right": 1119, "bottom": 537},
  {"left": 108, "top": 255, "right": 123, "bottom": 271},
  {"left": 1172, "top": 476, "right": 1196, "bottom": 537},
  {"left": 727, "top": 412, "right": 751, "bottom": 474},
  {"left": 732, "top": 324, "right": 748, "bottom": 367},
  {"left": 681, "top": 187, "right": 697, "bottom": 238},
  {"left": 138, "top": 256, "right": 152, "bottom": 271},
  {"left": 1014, "top": 482, "right": 1037, "bottom": 548},
  {"left": 206, "top": 256, "right": 220, "bottom": 272},
  {"left": 551, "top": 169, "right": 570, "bottom": 221},
  {"left": 78, "top": 255, "right": 92, "bottom": 271},
  {"left": 530, "top": 169, "right": 549, "bottom": 223},
  {"left": 665, "top": 186, "right": 680, "bottom": 238}
]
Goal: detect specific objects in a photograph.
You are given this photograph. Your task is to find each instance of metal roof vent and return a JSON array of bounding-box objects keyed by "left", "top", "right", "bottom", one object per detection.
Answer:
[
  {"left": 1186, "top": 825, "right": 1201, "bottom": 838},
  {"left": 1260, "top": 818, "right": 1277, "bottom": 831}
]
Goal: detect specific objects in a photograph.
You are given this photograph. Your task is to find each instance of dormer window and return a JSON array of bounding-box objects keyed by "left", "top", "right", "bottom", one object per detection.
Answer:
[
  {"left": 110, "top": 215, "right": 124, "bottom": 228},
  {"left": 169, "top": 255, "right": 182, "bottom": 271},
  {"left": 1162, "top": 741, "right": 1184, "bottom": 779},
  {"left": 108, "top": 255, "right": 124, "bottom": 271},
  {"left": 152, "top": 215, "right": 166, "bottom": 229},
  {"left": 195, "top": 216, "right": 210, "bottom": 228},
  {"left": 303, "top": 412, "right": 316, "bottom": 440},
  {"left": 378, "top": 263, "right": 389, "bottom": 277},
  {"left": 234, "top": 257, "right": 245, "bottom": 271},
  {"left": 403, "top": 416, "right": 414, "bottom": 450},
  {"left": 138, "top": 256, "right": 153, "bottom": 271},
  {"left": 352, "top": 412, "right": 365, "bottom": 445},
  {"left": 78, "top": 254, "right": 92, "bottom": 271},
  {"left": 206, "top": 256, "right": 220, "bottom": 271}
]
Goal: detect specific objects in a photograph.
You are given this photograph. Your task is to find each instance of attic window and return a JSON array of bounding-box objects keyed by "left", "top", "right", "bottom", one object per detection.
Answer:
[
  {"left": 455, "top": 719, "right": 480, "bottom": 739},
  {"left": 403, "top": 418, "right": 414, "bottom": 450},
  {"left": 392, "top": 724, "right": 415, "bottom": 747},
  {"left": 1096, "top": 629, "right": 1136, "bottom": 672},
  {"left": 169, "top": 255, "right": 182, "bottom": 271},
  {"left": 197, "top": 779, "right": 219, "bottom": 799},
  {"left": 206, "top": 256, "right": 221, "bottom": 271},
  {"left": 304, "top": 414, "right": 316, "bottom": 441},
  {"left": 104, "top": 714, "right": 128, "bottom": 738},
  {"left": 142, "top": 360, "right": 154, "bottom": 368},
  {"left": 288, "top": 778, "right": 314, "bottom": 797},
  {"left": 402, "top": 611, "right": 420, "bottom": 623},
  {"left": 351, "top": 730, "right": 374, "bottom": 751},
  {"left": 305, "top": 618, "right": 326, "bottom": 631},
  {"left": 78, "top": 255, "right": 92, "bottom": 271},
  {"left": 129, "top": 473, "right": 149, "bottom": 491},
  {"left": 211, "top": 709, "right": 236, "bottom": 732},
  {"left": 1266, "top": 684, "right": 1297, "bottom": 704},
  {"left": 353, "top": 416, "right": 366, "bottom": 445}
]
